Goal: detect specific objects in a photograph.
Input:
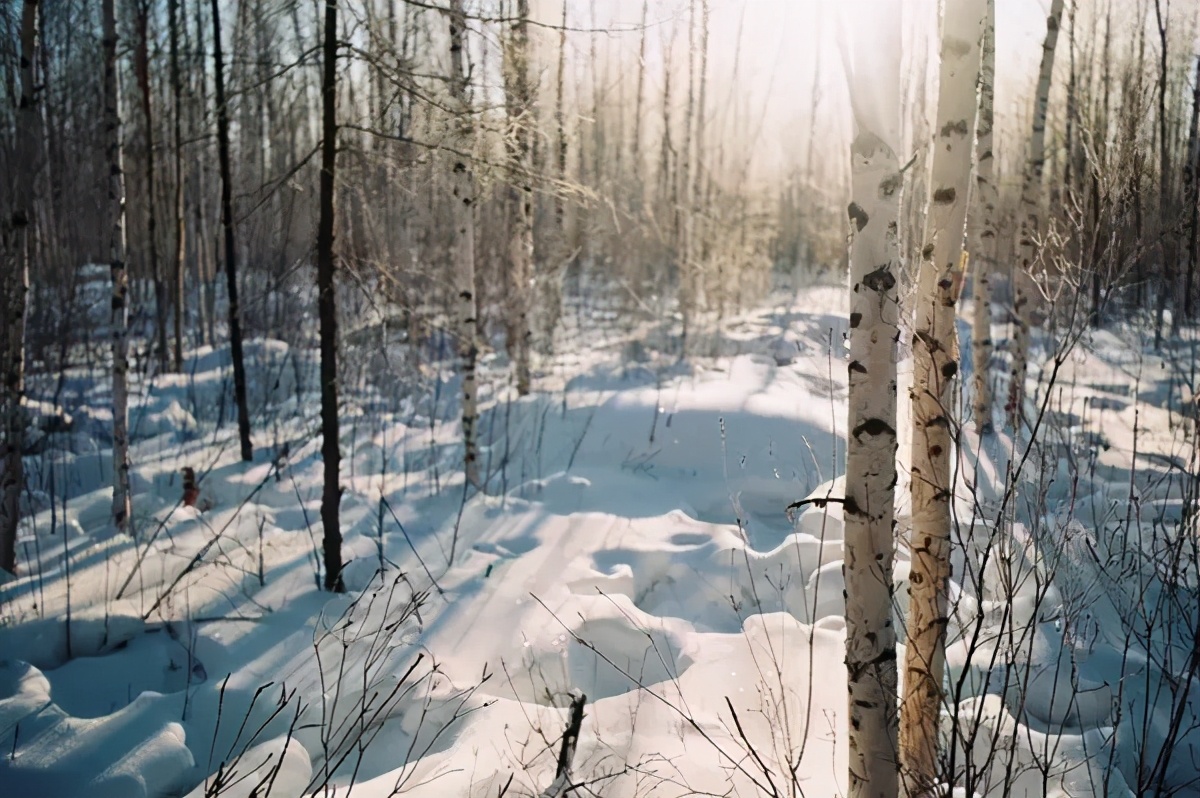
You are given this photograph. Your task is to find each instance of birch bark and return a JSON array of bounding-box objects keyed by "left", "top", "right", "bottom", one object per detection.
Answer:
[
  {"left": 970, "top": 0, "right": 996, "bottom": 436},
  {"left": 448, "top": 0, "right": 480, "bottom": 490},
  {"left": 103, "top": 0, "right": 133, "bottom": 534},
  {"left": 902, "top": 0, "right": 985, "bottom": 789},
  {"left": 842, "top": 2, "right": 905, "bottom": 789}
]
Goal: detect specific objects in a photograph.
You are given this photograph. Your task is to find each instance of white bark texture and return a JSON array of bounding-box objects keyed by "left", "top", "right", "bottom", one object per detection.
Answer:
[
  {"left": 1010, "top": 0, "right": 1065, "bottom": 429},
  {"left": 504, "top": 0, "right": 533, "bottom": 396},
  {"left": 103, "top": 0, "right": 133, "bottom": 534},
  {"left": 841, "top": 5, "right": 904, "bottom": 794},
  {"left": 970, "top": 0, "right": 996, "bottom": 436},
  {"left": 845, "top": 132, "right": 902, "bottom": 798},
  {"left": 903, "top": 0, "right": 985, "bottom": 790},
  {"left": 448, "top": 0, "right": 479, "bottom": 488},
  {"left": 1, "top": 0, "right": 40, "bottom": 573}
]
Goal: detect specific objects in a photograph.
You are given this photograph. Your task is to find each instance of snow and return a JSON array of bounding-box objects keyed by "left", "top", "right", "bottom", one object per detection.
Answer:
[{"left": 2, "top": 286, "right": 1198, "bottom": 796}]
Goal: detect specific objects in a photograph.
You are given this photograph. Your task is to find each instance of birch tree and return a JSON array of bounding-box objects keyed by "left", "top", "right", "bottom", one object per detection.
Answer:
[
  {"left": 447, "top": 0, "right": 479, "bottom": 489},
  {"left": 317, "top": 0, "right": 343, "bottom": 593},
  {"left": 503, "top": 0, "right": 534, "bottom": 396},
  {"left": 841, "top": 3, "right": 903, "bottom": 793},
  {"left": 103, "top": 0, "right": 133, "bottom": 534},
  {"left": 969, "top": 0, "right": 996, "bottom": 435},
  {"left": 1, "top": 0, "right": 40, "bottom": 573},
  {"left": 211, "top": 0, "right": 253, "bottom": 462},
  {"left": 902, "top": 0, "right": 985, "bottom": 790},
  {"left": 1010, "top": 0, "right": 1066, "bottom": 429}
]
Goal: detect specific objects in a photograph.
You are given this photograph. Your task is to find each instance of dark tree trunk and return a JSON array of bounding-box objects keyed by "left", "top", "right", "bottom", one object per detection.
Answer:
[
  {"left": 169, "top": 0, "right": 185, "bottom": 370},
  {"left": 317, "top": 0, "right": 343, "bottom": 592},
  {"left": 1, "top": 0, "right": 40, "bottom": 574},
  {"left": 210, "top": 0, "right": 253, "bottom": 462},
  {"left": 136, "top": 3, "right": 168, "bottom": 373},
  {"left": 1184, "top": 54, "right": 1200, "bottom": 322}
]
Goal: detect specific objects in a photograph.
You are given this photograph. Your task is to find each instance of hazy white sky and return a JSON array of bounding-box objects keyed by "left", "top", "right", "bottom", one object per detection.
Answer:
[{"left": 525, "top": 0, "right": 1055, "bottom": 185}]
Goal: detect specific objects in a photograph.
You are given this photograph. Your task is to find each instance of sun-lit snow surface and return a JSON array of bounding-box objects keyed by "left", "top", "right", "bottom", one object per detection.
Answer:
[{"left": 2, "top": 285, "right": 1198, "bottom": 796}]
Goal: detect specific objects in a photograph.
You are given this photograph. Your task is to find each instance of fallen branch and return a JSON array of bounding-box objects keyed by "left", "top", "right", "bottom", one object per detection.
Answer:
[
  {"left": 540, "top": 689, "right": 587, "bottom": 798},
  {"left": 784, "top": 495, "right": 846, "bottom": 514}
]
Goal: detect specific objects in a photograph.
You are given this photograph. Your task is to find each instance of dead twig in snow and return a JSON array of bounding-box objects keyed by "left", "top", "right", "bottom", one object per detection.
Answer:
[{"left": 540, "top": 689, "right": 587, "bottom": 798}]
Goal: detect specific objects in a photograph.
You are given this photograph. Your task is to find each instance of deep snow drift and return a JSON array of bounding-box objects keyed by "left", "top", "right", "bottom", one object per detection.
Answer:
[{"left": 2, "top": 285, "right": 1198, "bottom": 797}]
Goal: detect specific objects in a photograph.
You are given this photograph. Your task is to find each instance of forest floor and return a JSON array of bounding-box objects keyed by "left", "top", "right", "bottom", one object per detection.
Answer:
[{"left": 1, "top": 284, "right": 1198, "bottom": 797}]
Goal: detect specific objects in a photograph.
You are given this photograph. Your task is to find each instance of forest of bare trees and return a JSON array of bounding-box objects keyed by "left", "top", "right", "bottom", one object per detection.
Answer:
[{"left": 3, "top": 0, "right": 1200, "bottom": 795}]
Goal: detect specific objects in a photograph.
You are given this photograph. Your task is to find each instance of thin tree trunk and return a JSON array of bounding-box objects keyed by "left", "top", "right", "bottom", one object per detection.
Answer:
[
  {"left": 503, "top": 0, "right": 533, "bottom": 395},
  {"left": 1185, "top": 54, "right": 1200, "bottom": 321},
  {"left": 170, "top": 0, "right": 186, "bottom": 370},
  {"left": 192, "top": 0, "right": 215, "bottom": 348},
  {"left": 1010, "top": 0, "right": 1065, "bottom": 429},
  {"left": 103, "top": 0, "right": 133, "bottom": 534},
  {"left": 136, "top": 3, "right": 168, "bottom": 373},
  {"left": 1090, "top": 7, "right": 1112, "bottom": 328},
  {"left": 902, "top": 0, "right": 985, "bottom": 790},
  {"left": 317, "top": 0, "right": 343, "bottom": 592},
  {"left": 846, "top": 130, "right": 902, "bottom": 798},
  {"left": 693, "top": 0, "right": 710, "bottom": 339},
  {"left": 970, "top": 0, "right": 996, "bottom": 435},
  {"left": 448, "top": 0, "right": 479, "bottom": 492},
  {"left": 1133, "top": 13, "right": 1148, "bottom": 309},
  {"left": 677, "top": 3, "right": 696, "bottom": 353},
  {"left": 211, "top": 0, "right": 253, "bottom": 462},
  {"left": 533, "top": 0, "right": 569, "bottom": 356},
  {"left": 659, "top": 29, "right": 674, "bottom": 238},
  {"left": 631, "top": 0, "right": 648, "bottom": 213},
  {"left": 1153, "top": 0, "right": 1172, "bottom": 348},
  {"left": 1, "top": 0, "right": 40, "bottom": 573}
]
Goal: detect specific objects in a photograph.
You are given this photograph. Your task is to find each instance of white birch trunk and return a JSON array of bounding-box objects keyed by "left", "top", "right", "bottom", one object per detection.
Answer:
[
  {"left": 846, "top": 131, "right": 902, "bottom": 798},
  {"left": 1010, "top": 0, "right": 1065, "bottom": 429},
  {"left": 902, "top": 0, "right": 985, "bottom": 790},
  {"left": 103, "top": 0, "right": 133, "bottom": 535},
  {"left": 448, "top": 0, "right": 479, "bottom": 489},
  {"left": 841, "top": 5, "right": 905, "bottom": 793},
  {"left": 970, "top": 0, "right": 996, "bottom": 436},
  {"left": 1, "top": 0, "right": 40, "bottom": 574}
]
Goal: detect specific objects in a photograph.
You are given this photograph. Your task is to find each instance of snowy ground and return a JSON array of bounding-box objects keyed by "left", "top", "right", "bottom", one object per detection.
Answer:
[{"left": 2, "top": 285, "right": 1198, "bottom": 797}]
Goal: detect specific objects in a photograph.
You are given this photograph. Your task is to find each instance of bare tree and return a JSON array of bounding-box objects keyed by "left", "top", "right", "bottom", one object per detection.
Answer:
[
  {"left": 970, "top": 0, "right": 997, "bottom": 435},
  {"left": 1010, "top": 0, "right": 1066, "bottom": 429},
  {"left": 531, "top": 0, "right": 569, "bottom": 356},
  {"left": 1185, "top": 52, "right": 1200, "bottom": 321},
  {"left": 503, "top": 0, "right": 534, "bottom": 396},
  {"left": 1152, "top": 0, "right": 1172, "bottom": 347},
  {"left": 1, "top": 0, "right": 40, "bottom": 573},
  {"left": 447, "top": 0, "right": 479, "bottom": 490},
  {"left": 902, "top": 0, "right": 985, "bottom": 790},
  {"left": 317, "top": 0, "right": 343, "bottom": 593},
  {"left": 210, "top": 0, "right": 253, "bottom": 462},
  {"left": 135, "top": 1, "right": 168, "bottom": 372},
  {"left": 169, "top": 0, "right": 185, "bottom": 370},
  {"left": 102, "top": 0, "right": 133, "bottom": 534}
]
